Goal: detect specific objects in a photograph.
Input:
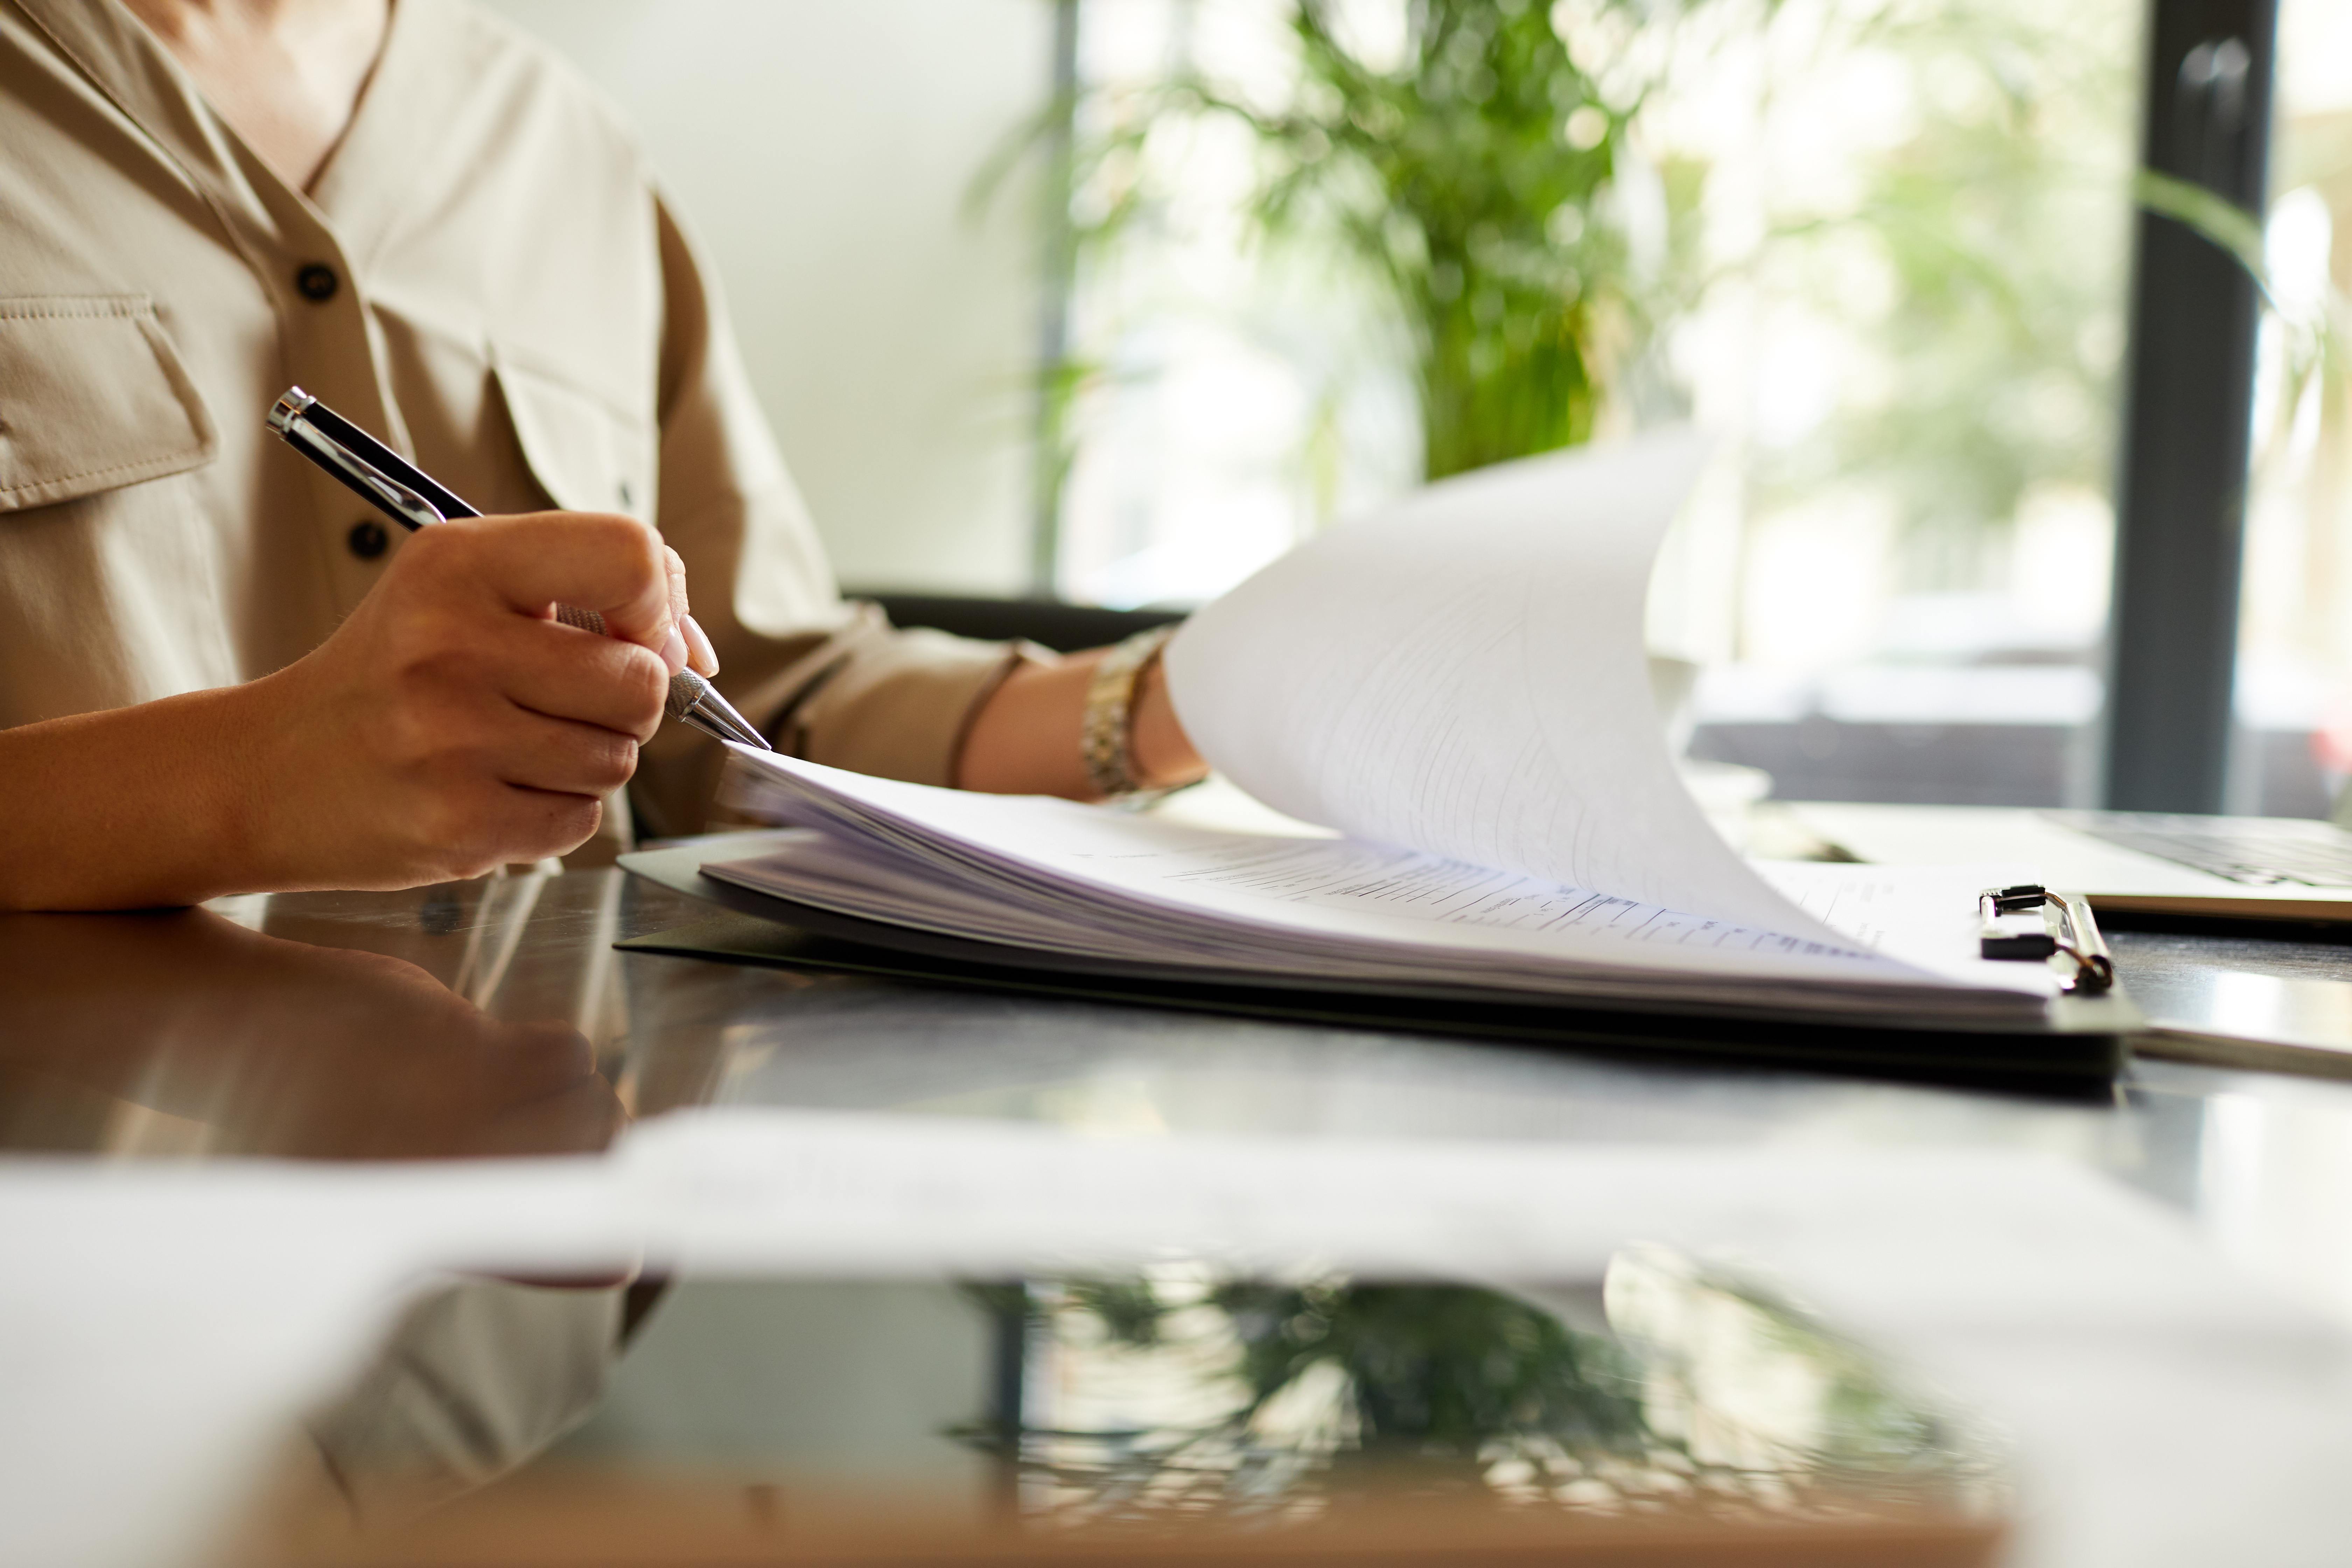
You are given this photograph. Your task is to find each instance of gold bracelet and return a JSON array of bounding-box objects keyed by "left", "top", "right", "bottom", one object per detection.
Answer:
[{"left": 1081, "top": 623, "right": 1180, "bottom": 798}]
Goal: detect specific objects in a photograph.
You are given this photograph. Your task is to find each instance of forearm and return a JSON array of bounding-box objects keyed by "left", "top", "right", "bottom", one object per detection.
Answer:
[
  {"left": 0, "top": 684, "right": 267, "bottom": 911},
  {"left": 954, "top": 650, "right": 1204, "bottom": 798}
]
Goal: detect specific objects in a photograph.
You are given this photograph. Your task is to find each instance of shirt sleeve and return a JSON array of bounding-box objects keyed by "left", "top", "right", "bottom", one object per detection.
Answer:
[{"left": 626, "top": 193, "right": 1042, "bottom": 840}]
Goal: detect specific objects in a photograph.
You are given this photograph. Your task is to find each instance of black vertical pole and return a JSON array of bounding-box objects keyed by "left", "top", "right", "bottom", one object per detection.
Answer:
[{"left": 2101, "top": 0, "right": 2278, "bottom": 812}]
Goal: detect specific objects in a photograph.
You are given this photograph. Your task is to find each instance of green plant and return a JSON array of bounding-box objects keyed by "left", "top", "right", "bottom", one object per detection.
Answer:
[
  {"left": 1238, "top": 2, "right": 1632, "bottom": 478},
  {"left": 1017, "top": 0, "right": 1722, "bottom": 488},
  {"left": 994, "top": 0, "right": 2154, "bottom": 626}
]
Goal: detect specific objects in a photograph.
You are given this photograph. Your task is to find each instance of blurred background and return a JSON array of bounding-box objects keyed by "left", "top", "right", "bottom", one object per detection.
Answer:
[{"left": 489, "top": 0, "right": 2348, "bottom": 818}]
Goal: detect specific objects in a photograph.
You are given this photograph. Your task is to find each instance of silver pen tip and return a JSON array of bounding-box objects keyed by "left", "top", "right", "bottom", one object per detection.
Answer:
[
  {"left": 666, "top": 671, "right": 770, "bottom": 748},
  {"left": 665, "top": 670, "right": 707, "bottom": 722}
]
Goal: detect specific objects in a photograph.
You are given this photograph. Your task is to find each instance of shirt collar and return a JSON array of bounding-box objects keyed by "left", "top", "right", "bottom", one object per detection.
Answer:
[
  {"left": 12, "top": 0, "right": 466, "bottom": 268},
  {"left": 307, "top": 0, "right": 469, "bottom": 267},
  {"left": 10, "top": 0, "right": 270, "bottom": 215}
]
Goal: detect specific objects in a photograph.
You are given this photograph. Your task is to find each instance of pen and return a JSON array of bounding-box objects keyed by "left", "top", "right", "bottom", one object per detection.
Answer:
[{"left": 267, "top": 387, "right": 771, "bottom": 751}]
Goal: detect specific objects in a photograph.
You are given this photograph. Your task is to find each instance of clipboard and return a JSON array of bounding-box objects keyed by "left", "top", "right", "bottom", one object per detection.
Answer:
[{"left": 618, "top": 843, "right": 2139, "bottom": 1087}]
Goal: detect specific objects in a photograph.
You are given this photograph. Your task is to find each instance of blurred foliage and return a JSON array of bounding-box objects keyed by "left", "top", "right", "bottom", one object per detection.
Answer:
[
  {"left": 957, "top": 1264, "right": 1992, "bottom": 1524},
  {"left": 989, "top": 0, "right": 2151, "bottom": 601},
  {"left": 1228, "top": 1, "right": 1645, "bottom": 478},
  {"left": 1204, "top": 1278, "right": 1651, "bottom": 1467},
  {"left": 1755, "top": 0, "right": 2137, "bottom": 590},
  {"left": 2139, "top": 153, "right": 2352, "bottom": 479},
  {"left": 1001, "top": 0, "right": 1725, "bottom": 486},
  {"left": 959, "top": 1275, "right": 1651, "bottom": 1508}
]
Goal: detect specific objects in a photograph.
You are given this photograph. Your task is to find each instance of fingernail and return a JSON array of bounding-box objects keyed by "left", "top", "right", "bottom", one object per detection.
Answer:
[
  {"left": 684, "top": 614, "right": 720, "bottom": 676},
  {"left": 659, "top": 624, "right": 688, "bottom": 674}
]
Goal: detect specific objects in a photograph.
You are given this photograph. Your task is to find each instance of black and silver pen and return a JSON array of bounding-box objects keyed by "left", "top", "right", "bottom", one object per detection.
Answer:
[{"left": 267, "top": 387, "right": 770, "bottom": 751}]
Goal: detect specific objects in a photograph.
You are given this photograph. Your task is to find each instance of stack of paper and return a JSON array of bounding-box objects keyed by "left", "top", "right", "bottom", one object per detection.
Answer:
[{"left": 694, "top": 430, "right": 2061, "bottom": 1029}]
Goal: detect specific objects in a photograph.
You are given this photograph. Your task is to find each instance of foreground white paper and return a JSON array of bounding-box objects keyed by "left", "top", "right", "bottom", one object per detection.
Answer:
[{"left": 11, "top": 1119, "right": 2348, "bottom": 1568}]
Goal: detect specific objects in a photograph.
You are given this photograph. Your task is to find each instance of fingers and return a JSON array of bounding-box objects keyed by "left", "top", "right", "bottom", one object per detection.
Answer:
[
  {"left": 663, "top": 545, "right": 690, "bottom": 644},
  {"left": 653, "top": 546, "right": 690, "bottom": 675},
  {"left": 664, "top": 544, "right": 720, "bottom": 677},
  {"left": 315, "top": 511, "right": 735, "bottom": 885},
  {"left": 438, "top": 512, "right": 678, "bottom": 662},
  {"left": 481, "top": 706, "right": 643, "bottom": 797},
  {"left": 382, "top": 662, "right": 641, "bottom": 802},
  {"left": 402, "top": 512, "right": 719, "bottom": 680},
  {"left": 683, "top": 615, "right": 719, "bottom": 677},
  {"left": 411, "top": 785, "right": 603, "bottom": 877},
  {"left": 477, "top": 615, "right": 670, "bottom": 740}
]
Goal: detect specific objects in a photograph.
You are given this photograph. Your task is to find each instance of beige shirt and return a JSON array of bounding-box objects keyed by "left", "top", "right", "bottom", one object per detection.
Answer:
[{"left": 0, "top": 0, "right": 1026, "bottom": 848}]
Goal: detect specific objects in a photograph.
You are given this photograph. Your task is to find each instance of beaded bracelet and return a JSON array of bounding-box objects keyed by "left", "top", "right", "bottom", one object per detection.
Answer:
[{"left": 1080, "top": 623, "right": 1180, "bottom": 798}]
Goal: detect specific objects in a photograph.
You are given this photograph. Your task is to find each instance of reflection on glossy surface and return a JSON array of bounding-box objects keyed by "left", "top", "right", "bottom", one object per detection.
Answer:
[
  {"left": 303, "top": 1277, "right": 629, "bottom": 1522},
  {"left": 2117, "top": 927, "right": 2352, "bottom": 1075},
  {"left": 11, "top": 869, "right": 2352, "bottom": 1565},
  {"left": 249, "top": 1255, "right": 2002, "bottom": 1565},
  {"left": 982, "top": 1250, "right": 2001, "bottom": 1534},
  {"left": 0, "top": 889, "right": 622, "bottom": 1160},
  {"left": 11, "top": 868, "right": 2352, "bottom": 1330}
]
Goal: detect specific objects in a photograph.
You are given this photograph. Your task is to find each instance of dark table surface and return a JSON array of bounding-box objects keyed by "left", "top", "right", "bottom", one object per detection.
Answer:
[{"left": 8, "top": 865, "right": 2352, "bottom": 1321}]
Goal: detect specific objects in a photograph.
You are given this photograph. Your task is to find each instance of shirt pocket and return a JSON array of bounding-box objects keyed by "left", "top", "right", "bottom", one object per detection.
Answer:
[
  {"left": 0, "top": 296, "right": 216, "bottom": 512},
  {"left": 492, "top": 348, "right": 656, "bottom": 522}
]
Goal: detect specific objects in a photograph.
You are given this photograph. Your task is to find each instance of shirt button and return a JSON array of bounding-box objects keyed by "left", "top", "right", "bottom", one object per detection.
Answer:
[
  {"left": 347, "top": 519, "right": 388, "bottom": 560},
  {"left": 295, "top": 263, "right": 340, "bottom": 302}
]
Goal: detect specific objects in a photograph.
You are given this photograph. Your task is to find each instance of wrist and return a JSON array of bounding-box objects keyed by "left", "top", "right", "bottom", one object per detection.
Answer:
[
  {"left": 197, "top": 672, "right": 289, "bottom": 897},
  {"left": 1082, "top": 625, "right": 1200, "bottom": 797},
  {"left": 1128, "top": 655, "right": 1205, "bottom": 791}
]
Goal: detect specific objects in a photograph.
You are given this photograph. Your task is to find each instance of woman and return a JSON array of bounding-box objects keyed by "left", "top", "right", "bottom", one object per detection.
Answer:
[{"left": 0, "top": 0, "right": 1204, "bottom": 909}]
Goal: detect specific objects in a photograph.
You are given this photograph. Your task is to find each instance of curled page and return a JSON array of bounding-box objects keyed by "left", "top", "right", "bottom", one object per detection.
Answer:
[{"left": 1162, "top": 430, "right": 1834, "bottom": 941}]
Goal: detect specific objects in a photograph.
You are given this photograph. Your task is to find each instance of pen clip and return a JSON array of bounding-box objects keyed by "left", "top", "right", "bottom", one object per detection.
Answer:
[{"left": 270, "top": 392, "right": 446, "bottom": 531}]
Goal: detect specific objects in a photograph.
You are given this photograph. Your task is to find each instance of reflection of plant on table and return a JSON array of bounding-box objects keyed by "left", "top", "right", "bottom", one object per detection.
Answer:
[
  {"left": 959, "top": 1274, "right": 1651, "bottom": 1523},
  {"left": 957, "top": 1254, "right": 1999, "bottom": 1528}
]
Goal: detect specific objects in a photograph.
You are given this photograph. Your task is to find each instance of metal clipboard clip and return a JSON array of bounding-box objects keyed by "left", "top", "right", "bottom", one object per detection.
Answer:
[{"left": 1978, "top": 884, "right": 2116, "bottom": 994}]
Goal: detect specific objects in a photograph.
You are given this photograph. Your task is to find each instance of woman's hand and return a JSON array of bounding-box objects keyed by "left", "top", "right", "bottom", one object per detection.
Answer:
[
  {"left": 0, "top": 511, "right": 701, "bottom": 909},
  {"left": 243, "top": 512, "right": 691, "bottom": 891}
]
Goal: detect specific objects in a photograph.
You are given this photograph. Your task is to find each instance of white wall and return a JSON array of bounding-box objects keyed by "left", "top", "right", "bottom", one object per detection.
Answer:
[{"left": 484, "top": 0, "right": 1049, "bottom": 593}]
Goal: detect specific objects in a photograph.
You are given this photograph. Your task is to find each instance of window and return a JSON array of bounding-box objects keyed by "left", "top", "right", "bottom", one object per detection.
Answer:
[
  {"left": 2238, "top": 0, "right": 2352, "bottom": 817},
  {"left": 1044, "top": 0, "right": 2148, "bottom": 808}
]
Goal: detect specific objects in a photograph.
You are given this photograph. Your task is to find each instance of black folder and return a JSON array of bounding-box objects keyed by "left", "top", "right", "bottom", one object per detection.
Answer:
[{"left": 619, "top": 841, "right": 2138, "bottom": 1086}]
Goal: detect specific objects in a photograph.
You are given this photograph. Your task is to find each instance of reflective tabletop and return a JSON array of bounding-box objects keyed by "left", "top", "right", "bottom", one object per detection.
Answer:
[
  {"left": 11, "top": 870, "right": 2350, "bottom": 1253},
  {"left": 13, "top": 867, "right": 2352, "bottom": 1565}
]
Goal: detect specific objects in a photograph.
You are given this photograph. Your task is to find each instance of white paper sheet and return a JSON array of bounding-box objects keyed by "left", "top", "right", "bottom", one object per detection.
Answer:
[
  {"left": 713, "top": 754, "right": 2055, "bottom": 1013},
  {"left": 1761, "top": 859, "right": 2065, "bottom": 995},
  {"left": 704, "top": 430, "right": 2061, "bottom": 1014},
  {"left": 1162, "top": 429, "right": 1842, "bottom": 943}
]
